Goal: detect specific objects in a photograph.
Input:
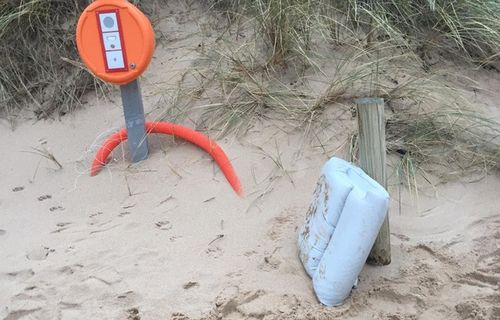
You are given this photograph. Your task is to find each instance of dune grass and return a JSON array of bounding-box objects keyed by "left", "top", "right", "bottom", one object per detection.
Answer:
[
  {"left": 198, "top": 0, "right": 500, "bottom": 187},
  {"left": 175, "top": 40, "right": 404, "bottom": 137},
  {"left": 0, "top": 0, "right": 96, "bottom": 121},
  {"left": 209, "top": 0, "right": 500, "bottom": 66},
  {"left": 387, "top": 107, "right": 500, "bottom": 189},
  {"left": 337, "top": 0, "right": 500, "bottom": 63},
  {"left": 187, "top": 46, "right": 313, "bottom": 136}
]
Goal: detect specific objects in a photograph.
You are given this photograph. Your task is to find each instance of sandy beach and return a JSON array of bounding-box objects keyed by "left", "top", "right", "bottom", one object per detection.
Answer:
[{"left": 1, "top": 2, "right": 500, "bottom": 319}]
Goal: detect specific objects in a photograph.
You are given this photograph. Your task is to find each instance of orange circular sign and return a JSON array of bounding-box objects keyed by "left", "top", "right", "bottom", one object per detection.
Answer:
[{"left": 76, "top": 0, "right": 155, "bottom": 85}]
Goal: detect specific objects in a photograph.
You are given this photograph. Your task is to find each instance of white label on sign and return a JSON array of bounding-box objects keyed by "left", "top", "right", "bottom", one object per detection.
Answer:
[
  {"left": 99, "top": 13, "right": 119, "bottom": 33},
  {"left": 105, "top": 51, "right": 125, "bottom": 69},
  {"left": 102, "top": 32, "right": 122, "bottom": 51}
]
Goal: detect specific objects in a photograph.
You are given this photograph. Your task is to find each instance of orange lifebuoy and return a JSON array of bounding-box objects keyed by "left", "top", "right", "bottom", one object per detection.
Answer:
[{"left": 90, "top": 122, "right": 243, "bottom": 196}]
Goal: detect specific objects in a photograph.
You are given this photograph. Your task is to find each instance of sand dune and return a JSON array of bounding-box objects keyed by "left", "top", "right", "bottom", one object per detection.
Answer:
[{"left": 1, "top": 104, "right": 499, "bottom": 319}]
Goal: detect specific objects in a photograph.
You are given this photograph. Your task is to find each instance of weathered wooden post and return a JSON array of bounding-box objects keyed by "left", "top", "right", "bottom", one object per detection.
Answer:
[{"left": 356, "top": 97, "right": 391, "bottom": 265}]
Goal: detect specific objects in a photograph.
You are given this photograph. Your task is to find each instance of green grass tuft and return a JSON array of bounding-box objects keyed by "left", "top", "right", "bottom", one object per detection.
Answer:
[{"left": 0, "top": 0, "right": 100, "bottom": 121}]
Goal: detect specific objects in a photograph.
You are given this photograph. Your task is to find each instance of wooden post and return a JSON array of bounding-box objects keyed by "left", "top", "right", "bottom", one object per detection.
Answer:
[{"left": 356, "top": 97, "right": 391, "bottom": 266}]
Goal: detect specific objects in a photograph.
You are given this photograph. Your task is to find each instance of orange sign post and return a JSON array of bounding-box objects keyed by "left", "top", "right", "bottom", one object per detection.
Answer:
[
  {"left": 76, "top": 0, "right": 243, "bottom": 196},
  {"left": 77, "top": 0, "right": 155, "bottom": 162},
  {"left": 76, "top": 0, "right": 155, "bottom": 85}
]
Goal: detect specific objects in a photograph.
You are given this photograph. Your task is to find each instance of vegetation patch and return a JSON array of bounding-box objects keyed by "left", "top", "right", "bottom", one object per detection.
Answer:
[{"left": 0, "top": 0, "right": 95, "bottom": 121}]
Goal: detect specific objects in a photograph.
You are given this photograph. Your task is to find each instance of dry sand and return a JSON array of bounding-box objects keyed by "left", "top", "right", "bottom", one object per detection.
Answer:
[{"left": 1, "top": 2, "right": 499, "bottom": 320}]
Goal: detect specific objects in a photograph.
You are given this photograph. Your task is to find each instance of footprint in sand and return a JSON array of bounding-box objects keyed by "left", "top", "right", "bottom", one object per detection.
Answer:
[
  {"left": 171, "top": 312, "right": 189, "bottom": 320},
  {"left": 455, "top": 300, "right": 487, "bottom": 320},
  {"left": 117, "top": 290, "right": 140, "bottom": 302},
  {"left": 89, "top": 211, "right": 103, "bottom": 218},
  {"left": 26, "top": 246, "right": 53, "bottom": 261},
  {"left": 155, "top": 221, "right": 172, "bottom": 230},
  {"left": 56, "top": 222, "right": 71, "bottom": 227},
  {"left": 4, "top": 269, "right": 35, "bottom": 281},
  {"left": 127, "top": 307, "right": 141, "bottom": 320},
  {"left": 115, "top": 290, "right": 144, "bottom": 319},
  {"left": 37, "top": 194, "right": 52, "bottom": 201},
  {"left": 244, "top": 250, "right": 257, "bottom": 256},
  {"left": 210, "top": 290, "right": 279, "bottom": 319},
  {"left": 183, "top": 281, "right": 199, "bottom": 290},
  {"left": 259, "top": 247, "right": 282, "bottom": 271},
  {"left": 205, "top": 246, "right": 223, "bottom": 258},
  {"left": 51, "top": 222, "right": 71, "bottom": 234},
  {"left": 58, "top": 300, "right": 83, "bottom": 319},
  {"left": 260, "top": 255, "right": 282, "bottom": 270},
  {"left": 119, "top": 211, "right": 132, "bottom": 217},
  {"left": 12, "top": 186, "right": 24, "bottom": 192},
  {"left": 169, "top": 235, "right": 182, "bottom": 242},
  {"left": 266, "top": 209, "right": 297, "bottom": 241},
  {"left": 49, "top": 206, "right": 64, "bottom": 212},
  {"left": 3, "top": 308, "right": 42, "bottom": 320},
  {"left": 58, "top": 264, "right": 84, "bottom": 275}
]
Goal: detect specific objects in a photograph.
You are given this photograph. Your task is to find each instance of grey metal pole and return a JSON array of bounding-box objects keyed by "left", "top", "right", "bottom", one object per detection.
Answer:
[{"left": 120, "top": 79, "right": 149, "bottom": 162}]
